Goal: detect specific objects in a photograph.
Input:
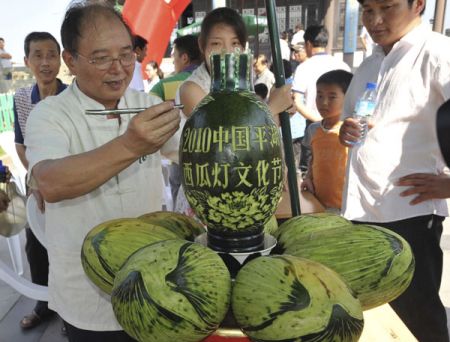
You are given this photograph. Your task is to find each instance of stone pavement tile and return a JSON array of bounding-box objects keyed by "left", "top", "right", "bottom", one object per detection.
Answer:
[
  {"left": 39, "top": 315, "right": 67, "bottom": 342},
  {"left": 0, "top": 231, "right": 26, "bottom": 320},
  {"left": 0, "top": 296, "right": 57, "bottom": 342},
  {"left": 0, "top": 287, "right": 20, "bottom": 324}
]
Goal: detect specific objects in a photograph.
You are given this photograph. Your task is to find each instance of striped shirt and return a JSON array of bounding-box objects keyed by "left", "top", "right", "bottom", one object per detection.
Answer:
[{"left": 14, "top": 80, "right": 67, "bottom": 144}]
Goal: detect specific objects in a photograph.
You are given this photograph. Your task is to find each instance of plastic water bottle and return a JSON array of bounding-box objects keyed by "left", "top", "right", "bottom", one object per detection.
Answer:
[{"left": 349, "top": 82, "right": 377, "bottom": 146}]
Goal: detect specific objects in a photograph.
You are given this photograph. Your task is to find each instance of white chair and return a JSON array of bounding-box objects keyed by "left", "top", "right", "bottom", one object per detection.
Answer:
[{"left": 0, "top": 259, "right": 48, "bottom": 301}]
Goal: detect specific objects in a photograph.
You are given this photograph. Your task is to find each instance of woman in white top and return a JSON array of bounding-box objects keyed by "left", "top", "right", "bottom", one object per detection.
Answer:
[
  {"left": 180, "top": 7, "right": 292, "bottom": 119},
  {"left": 144, "top": 60, "right": 163, "bottom": 92}
]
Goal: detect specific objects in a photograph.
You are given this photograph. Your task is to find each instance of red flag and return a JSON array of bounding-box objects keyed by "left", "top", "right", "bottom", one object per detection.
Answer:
[{"left": 123, "top": 0, "right": 191, "bottom": 69}]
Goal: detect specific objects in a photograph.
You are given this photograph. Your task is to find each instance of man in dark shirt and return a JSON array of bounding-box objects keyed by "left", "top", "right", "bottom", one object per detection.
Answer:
[{"left": 13, "top": 31, "right": 67, "bottom": 330}]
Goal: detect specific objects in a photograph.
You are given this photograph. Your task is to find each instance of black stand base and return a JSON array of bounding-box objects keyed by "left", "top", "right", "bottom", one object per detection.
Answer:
[
  {"left": 206, "top": 230, "right": 264, "bottom": 253},
  {"left": 195, "top": 233, "right": 277, "bottom": 278}
]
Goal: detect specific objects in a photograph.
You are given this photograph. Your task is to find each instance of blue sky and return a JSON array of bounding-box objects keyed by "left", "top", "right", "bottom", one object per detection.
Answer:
[
  {"left": 1, "top": 0, "right": 449, "bottom": 66},
  {"left": 0, "top": 0, "right": 72, "bottom": 66}
]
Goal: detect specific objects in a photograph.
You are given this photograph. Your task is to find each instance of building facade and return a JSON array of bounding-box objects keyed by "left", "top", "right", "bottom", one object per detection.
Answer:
[{"left": 189, "top": 0, "right": 358, "bottom": 56}]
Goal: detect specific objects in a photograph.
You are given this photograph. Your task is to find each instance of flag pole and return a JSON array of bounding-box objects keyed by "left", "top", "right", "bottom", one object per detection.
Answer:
[{"left": 265, "top": 0, "right": 301, "bottom": 217}]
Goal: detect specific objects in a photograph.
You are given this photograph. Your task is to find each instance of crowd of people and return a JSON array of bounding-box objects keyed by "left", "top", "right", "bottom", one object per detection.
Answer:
[{"left": 0, "top": 0, "right": 449, "bottom": 341}]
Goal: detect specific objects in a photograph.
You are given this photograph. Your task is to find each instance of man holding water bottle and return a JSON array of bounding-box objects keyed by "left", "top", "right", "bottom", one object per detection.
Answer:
[{"left": 339, "top": 0, "right": 450, "bottom": 341}]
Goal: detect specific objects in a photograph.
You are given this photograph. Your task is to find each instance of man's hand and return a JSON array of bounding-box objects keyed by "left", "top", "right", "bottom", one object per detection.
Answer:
[
  {"left": 267, "top": 84, "right": 293, "bottom": 116},
  {"left": 120, "top": 102, "right": 181, "bottom": 158},
  {"left": 301, "top": 177, "right": 315, "bottom": 194},
  {"left": 0, "top": 165, "right": 12, "bottom": 183},
  {"left": 0, "top": 189, "right": 9, "bottom": 212},
  {"left": 0, "top": 166, "right": 12, "bottom": 212},
  {"left": 397, "top": 173, "right": 450, "bottom": 205},
  {"left": 339, "top": 118, "right": 361, "bottom": 147},
  {"left": 5, "top": 168, "right": 11, "bottom": 183}
]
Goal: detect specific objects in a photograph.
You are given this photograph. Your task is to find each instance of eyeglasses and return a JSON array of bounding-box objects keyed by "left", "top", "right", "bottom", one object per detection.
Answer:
[{"left": 75, "top": 51, "right": 136, "bottom": 70}]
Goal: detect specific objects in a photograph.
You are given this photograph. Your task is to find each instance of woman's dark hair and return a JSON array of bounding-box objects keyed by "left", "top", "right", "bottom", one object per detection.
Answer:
[
  {"left": 198, "top": 7, "right": 247, "bottom": 51},
  {"left": 316, "top": 69, "right": 353, "bottom": 94},
  {"left": 24, "top": 32, "right": 60, "bottom": 57},
  {"left": 61, "top": 3, "right": 132, "bottom": 55},
  {"left": 148, "top": 61, "right": 164, "bottom": 80}
]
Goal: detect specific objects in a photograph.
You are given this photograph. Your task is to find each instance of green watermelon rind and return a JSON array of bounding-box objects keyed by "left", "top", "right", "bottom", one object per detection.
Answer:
[
  {"left": 231, "top": 255, "right": 364, "bottom": 341},
  {"left": 284, "top": 224, "right": 415, "bottom": 310},
  {"left": 81, "top": 218, "right": 179, "bottom": 294},
  {"left": 111, "top": 239, "right": 231, "bottom": 342},
  {"left": 273, "top": 213, "right": 352, "bottom": 254},
  {"left": 138, "top": 211, "right": 206, "bottom": 241}
]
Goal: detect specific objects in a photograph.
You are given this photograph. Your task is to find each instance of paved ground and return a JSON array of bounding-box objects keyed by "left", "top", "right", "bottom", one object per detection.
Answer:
[
  {"left": 0, "top": 232, "right": 67, "bottom": 342},
  {"left": 0, "top": 211, "right": 450, "bottom": 341}
]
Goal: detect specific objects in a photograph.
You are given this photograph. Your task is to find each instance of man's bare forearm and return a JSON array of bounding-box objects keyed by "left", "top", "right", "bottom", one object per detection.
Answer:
[
  {"left": 31, "top": 136, "right": 139, "bottom": 203},
  {"left": 293, "top": 93, "right": 321, "bottom": 122},
  {"left": 296, "top": 102, "right": 321, "bottom": 122}
]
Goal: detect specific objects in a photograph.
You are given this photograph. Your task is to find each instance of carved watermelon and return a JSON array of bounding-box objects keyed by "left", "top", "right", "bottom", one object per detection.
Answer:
[{"left": 179, "top": 53, "right": 283, "bottom": 251}]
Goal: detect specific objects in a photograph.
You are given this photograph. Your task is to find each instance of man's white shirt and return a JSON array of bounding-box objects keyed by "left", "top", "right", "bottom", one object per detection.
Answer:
[
  {"left": 25, "top": 82, "right": 179, "bottom": 330},
  {"left": 342, "top": 23, "right": 450, "bottom": 222}
]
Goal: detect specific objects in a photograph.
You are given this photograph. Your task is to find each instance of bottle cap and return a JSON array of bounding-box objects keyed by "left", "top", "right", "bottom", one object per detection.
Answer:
[{"left": 366, "top": 82, "right": 377, "bottom": 90}]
